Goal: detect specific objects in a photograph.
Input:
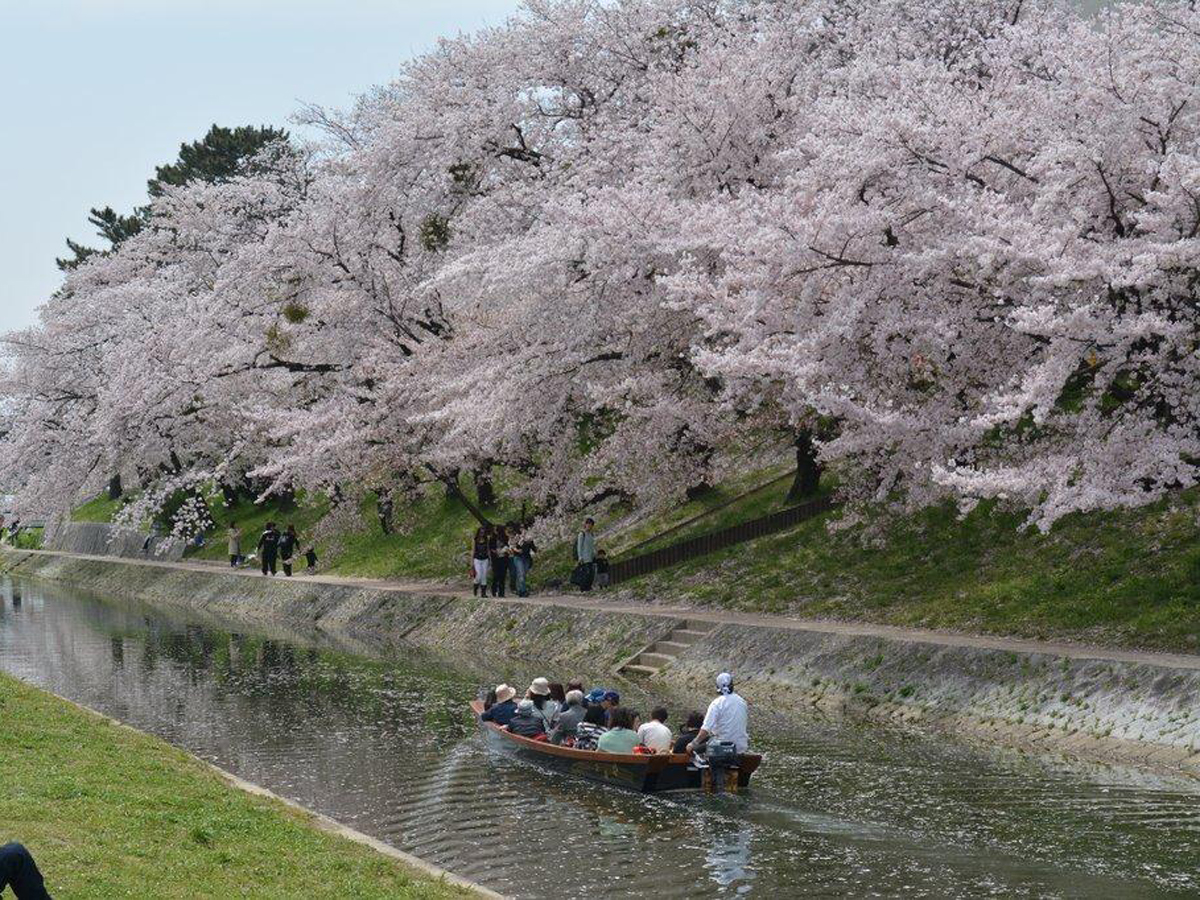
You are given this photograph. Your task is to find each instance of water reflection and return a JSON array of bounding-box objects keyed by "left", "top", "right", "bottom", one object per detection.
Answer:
[
  {"left": 1, "top": 578, "right": 1198, "bottom": 899},
  {"left": 705, "top": 824, "right": 754, "bottom": 892}
]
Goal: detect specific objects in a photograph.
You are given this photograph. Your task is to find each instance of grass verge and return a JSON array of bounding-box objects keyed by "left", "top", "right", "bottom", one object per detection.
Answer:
[
  {"left": 620, "top": 491, "right": 1200, "bottom": 653},
  {"left": 65, "top": 464, "right": 1200, "bottom": 653},
  {"left": 0, "top": 672, "right": 474, "bottom": 899}
]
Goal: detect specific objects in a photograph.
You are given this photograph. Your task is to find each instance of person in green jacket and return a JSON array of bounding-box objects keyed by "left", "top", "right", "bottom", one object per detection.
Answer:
[{"left": 597, "top": 707, "right": 640, "bottom": 754}]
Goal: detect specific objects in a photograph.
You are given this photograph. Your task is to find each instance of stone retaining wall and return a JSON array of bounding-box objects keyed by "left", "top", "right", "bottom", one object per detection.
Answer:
[
  {"left": 45, "top": 521, "right": 187, "bottom": 561},
  {"left": 5, "top": 549, "right": 1197, "bottom": 775}
]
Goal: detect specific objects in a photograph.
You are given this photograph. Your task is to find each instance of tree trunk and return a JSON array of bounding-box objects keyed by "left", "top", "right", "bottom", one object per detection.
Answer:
[
  {"left": 107, "top": 473, "right": 123, "bottom": 501},
  {"left": 220, "top": 482, "right": 239, "bottom": 506},
  {"left": 442, "top": 468, "right": 460, "bottom": 500},
  {"left": 786, "top": 429, "right": 823, "bottom": 503},
  {"left": 444, "top": 473, "right": 490, "bottom": 526},
  {"left": 377, "top": 494, "right": 394, "bottom": 535}
]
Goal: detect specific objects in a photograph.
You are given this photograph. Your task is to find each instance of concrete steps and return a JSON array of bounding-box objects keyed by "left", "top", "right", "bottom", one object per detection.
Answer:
[{"left": 616, "top": 620, "right": 718, "bottom": 677}]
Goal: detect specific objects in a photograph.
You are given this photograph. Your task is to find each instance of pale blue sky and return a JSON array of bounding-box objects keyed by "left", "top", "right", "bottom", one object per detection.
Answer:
[{"left": 0, "top": 0, "right": 524, "bottom": 334}]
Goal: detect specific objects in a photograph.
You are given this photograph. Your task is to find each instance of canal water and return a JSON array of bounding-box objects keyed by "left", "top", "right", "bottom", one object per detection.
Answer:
[{"left": 2, "top": 578, "right": 1198, "bottom": 899}]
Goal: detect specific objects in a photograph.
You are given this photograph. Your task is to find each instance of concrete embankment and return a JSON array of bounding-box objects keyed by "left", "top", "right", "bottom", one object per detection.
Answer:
[{"left": 5, "top": 548, "right": 1199, "bottom": 776}]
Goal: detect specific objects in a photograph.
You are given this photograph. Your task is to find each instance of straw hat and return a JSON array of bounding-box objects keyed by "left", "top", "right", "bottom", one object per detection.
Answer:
[
  {"left": 529, "top": 677, "right": 551, "bottom": 696},
  {"left": 494, "top": 683, "right": 516, "bottom": 703}
]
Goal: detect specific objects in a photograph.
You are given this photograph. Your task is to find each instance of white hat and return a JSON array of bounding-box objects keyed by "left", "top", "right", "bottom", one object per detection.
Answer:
[
  {"left": 716, "top": 672, "right": 734, "bottom": 694},
  {"left": 494, "top": 683, "right": 516, "bottom": 703},
  {"left": 529, "top": 677, "right": 551, "bottom": 696}
]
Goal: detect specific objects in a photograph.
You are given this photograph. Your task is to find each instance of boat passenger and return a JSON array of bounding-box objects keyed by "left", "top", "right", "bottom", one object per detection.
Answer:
[
  {"left": 480, "top": 684, "right": 518, "bottom": 726},
  {"left": 583, "top": 688, "right": 608, "bottom": 726},
  {"left": 686, "top": 673, "right": 750, "bottom": 754},
  {"left": 528, "top": 678, "right": 560, "bottom": 730},
  {"left": 548, "top": 689, "right": 587, "bottom": 744},
  {"left": 601, "top": 689, "right": 621, "bottom": 725},
  {"left": 636, "top": 706, "right": 672, "bottom": 753},
  {"left": 596, "top": 707, "right": 640, "bottom": 754},
  {"left": 673, "top": 711, "right": 705, "bottom": 754},
  {"left": 548, "top": 682, "right": 567, "bottom": 706},
  {"left": 506, "top": 699, "right": 547, "bottom": 738}
]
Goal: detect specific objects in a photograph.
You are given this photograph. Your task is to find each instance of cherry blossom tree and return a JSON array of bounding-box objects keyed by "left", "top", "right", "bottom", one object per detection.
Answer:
[{"left": 3, "top": 0, "right": 1198, "bottom": 542}]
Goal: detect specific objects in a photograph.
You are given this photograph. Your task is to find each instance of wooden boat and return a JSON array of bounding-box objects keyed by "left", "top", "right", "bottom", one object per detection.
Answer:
[{"left": 471, "top": 700, "right": 762, "bottom": 793}]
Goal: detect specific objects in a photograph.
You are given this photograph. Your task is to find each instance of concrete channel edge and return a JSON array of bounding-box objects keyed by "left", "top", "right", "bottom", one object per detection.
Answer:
[{"left": 4, "top": 548, "right": 1199, "bottom": 779}]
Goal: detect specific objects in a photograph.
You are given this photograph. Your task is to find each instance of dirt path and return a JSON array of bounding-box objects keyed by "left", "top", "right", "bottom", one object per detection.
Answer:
[{"left": 15, "top": 547, "right": 1200, "bottom": 672}]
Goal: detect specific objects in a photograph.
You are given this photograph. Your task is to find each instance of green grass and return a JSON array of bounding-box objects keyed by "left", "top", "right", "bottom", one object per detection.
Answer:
[
  {"left": 183, "top": 493, "right": 328, "bottom": 565},
  {"left": 326, "top": 492, "right": 484, "bottom": 581},
  {"left": 64, "top": 464, "right": 1200, "bottom": 653},
  {"left": 621, "top": 491, "right": 1200, "bottom": 653},
  {"left": 529, "top": 462, "right": 798, "bottom": 586},
  {"left": 12, "top": 527, "right": 43, "bottom": 550},
  {"left": 0, "top": 672, "right": 472, "bottom": 899},
  {"left": 183, "top": 478, "right": 529, "bottom": 582},
  {"left": 70, "top": 494, "right": 125, "bottom": 523}
]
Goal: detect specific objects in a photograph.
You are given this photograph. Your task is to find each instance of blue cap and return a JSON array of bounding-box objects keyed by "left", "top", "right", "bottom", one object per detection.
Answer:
[
  {"left": 603, "top": 689, "right": 620, "bottom": 703},
  {"left": 586, "top": 688, "right": 607, "bottom": 704}
]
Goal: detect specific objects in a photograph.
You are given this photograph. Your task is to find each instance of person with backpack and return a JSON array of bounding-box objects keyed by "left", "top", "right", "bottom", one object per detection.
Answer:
[
  {"left": 257, "top": 522, "right": 280, "bottom": 576},
  {"left": 572, "top": 517, "right": 597, "bottom": 591},
  {"left": 279, "top": 524, "right": 299, "bottom": 577}
]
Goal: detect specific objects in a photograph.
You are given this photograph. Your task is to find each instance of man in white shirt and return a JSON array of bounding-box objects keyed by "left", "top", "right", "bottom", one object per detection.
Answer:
[
  {"left": 686, "top": 672, "right": 749, "bottom": 754},
  {"left": 636, "top": 706, "right": 673, "bottom": 752}
]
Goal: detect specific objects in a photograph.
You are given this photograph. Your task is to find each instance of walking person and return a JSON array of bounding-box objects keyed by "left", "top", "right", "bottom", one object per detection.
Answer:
[
  {"left": 594, "top": 548, "right": 610, "bottom": 589},
  {"left": 257, "top": 521, "right": 280, "bottom": 577},
  {"left": 471, "top": 525, "right": 491, "bottom": 597},
  {"left": 279, "top": 523, "right": 298, "bottom": 577},
  {"left": 509, "top": 525, "right": 536, "bottom": 598},
  {"left": 490, "top": 524, "right": 510, "bottom": 598},
  {"left": 227, "top": 522, "right": 242, "bottom": 567},
  {"left": 572, "top": 517, "right": 597, "bottom": 592},
  {"left": 506, "top": 521, "right": 521, "bottom": 594}
]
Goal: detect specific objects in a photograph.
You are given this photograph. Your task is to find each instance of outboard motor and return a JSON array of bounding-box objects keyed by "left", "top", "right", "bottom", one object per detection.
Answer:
[{"left": 701, "top": 741, "right": 741, "bottom": 793}]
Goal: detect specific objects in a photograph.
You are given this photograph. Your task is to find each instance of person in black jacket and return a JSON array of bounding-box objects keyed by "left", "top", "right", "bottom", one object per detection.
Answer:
[
  {"left": 257, "top": 522, "right": 280, "bottom": 576},
  {"left": 505, "top": 699, "right": 546, "bottom": 738},
  {"left": 279, "top": 524, "right": 298, "bottom": 577},
  {"left": 489, "top": 525, "right": 510, "bottom": 598},
  {"left": 672, "top": 710, "right": 705, "bottom": 754},
  {"left": 0, "top": 842, "right": 52, "bottom": 899}
]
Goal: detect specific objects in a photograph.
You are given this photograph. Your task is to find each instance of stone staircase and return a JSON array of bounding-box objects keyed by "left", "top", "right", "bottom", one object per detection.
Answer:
[{"left": 617, "top": 620, "right": 716, "bottom": 677}]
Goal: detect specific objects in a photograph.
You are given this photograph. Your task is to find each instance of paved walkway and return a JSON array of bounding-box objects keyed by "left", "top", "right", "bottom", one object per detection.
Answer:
[{"left": 12, "top": 547, "right": 1200, "bottom": 672}]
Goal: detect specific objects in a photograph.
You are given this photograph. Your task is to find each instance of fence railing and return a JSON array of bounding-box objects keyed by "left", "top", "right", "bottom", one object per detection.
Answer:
[
  {"left": 607, "top": 494, "right": 835, "bottom": 586},
  {"left": 612, "top": 468, "right": 798, "bottom": 558}
]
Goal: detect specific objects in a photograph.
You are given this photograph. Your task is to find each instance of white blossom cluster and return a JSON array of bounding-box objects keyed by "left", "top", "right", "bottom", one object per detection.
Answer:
[{"left": 2, "top": 0, "right": 1198, "bottom": 535}]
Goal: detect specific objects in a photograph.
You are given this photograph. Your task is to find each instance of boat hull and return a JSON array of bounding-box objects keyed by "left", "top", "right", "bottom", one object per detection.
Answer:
[{"left": 472, "top": 701, "right": 760, "bottom": 793}]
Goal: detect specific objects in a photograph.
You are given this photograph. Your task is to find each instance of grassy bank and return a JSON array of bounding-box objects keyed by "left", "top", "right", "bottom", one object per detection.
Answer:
[
  {"left": 620, "top": 491, "right": 1200, "bottom": 653},
  {"left": 0, "top": 672, "right": 473, "bottom": 899},
  {"left": 67, "top": 464, "right": 1200, "bottom": 653}
]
